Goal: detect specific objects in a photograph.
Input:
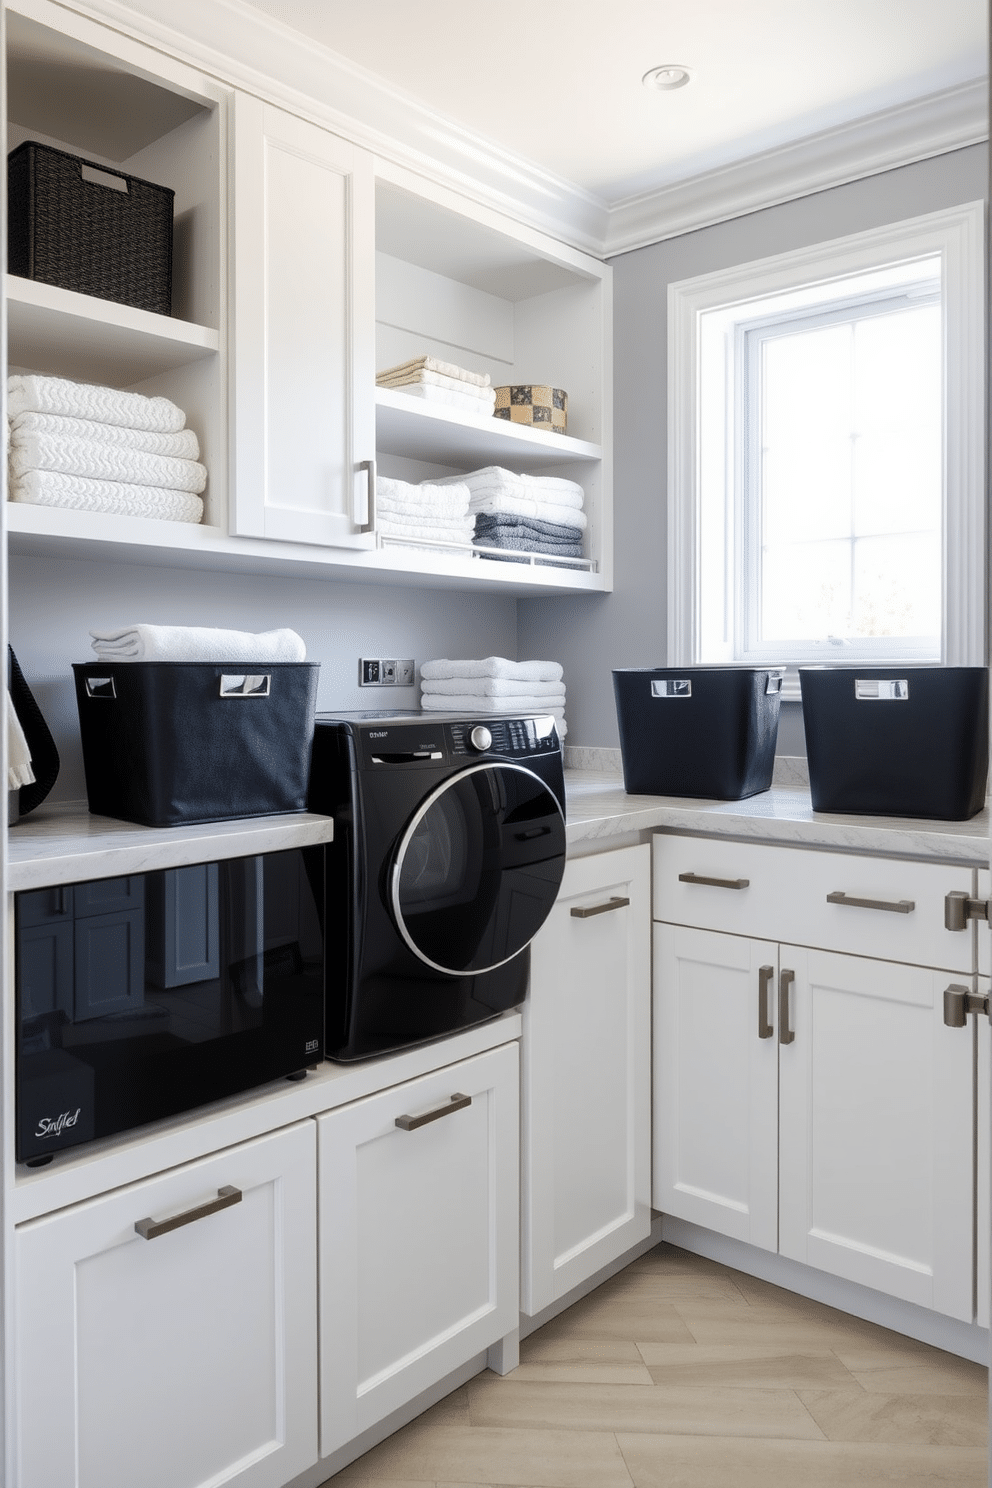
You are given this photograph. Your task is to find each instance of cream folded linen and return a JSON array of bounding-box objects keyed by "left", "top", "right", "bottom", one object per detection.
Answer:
[
  {"left": 10, "top": 433, "right": 207, "bottom": 494},
  {"left": 436, "top": 466, "right": 585, "bottom": 503},
  {"left": 89, "top": 625, "right": 307, "bottom": 663},
  {"left": 376, "top": 356, "right": 491, "bottom": 388},
  {"left": 8, "top": 374, "right": 187, "bottom": 433},
  {"left": 421, "top": 657, "right": 564, "bottom": 683},
  {"left": 386, "top": 384, "right": 496, "bottom": 414},
  {"left": 9, "top": 469, "right": 204, "bottom": 524},
  {"left": 9, "top": 412, "right": 201, "bottom": 460},
  {"left": 421, "top": 676, "right": 566, "bottom": 699},
  {"left": 7, "top": 691, "right": 34, "bottom": 790},
  {"left": 468, "top": 492, "right": 587, "bottom": 530},
  {"left": 378, "top": 368, "right": 493, "bottom": 398},
  {"left": 376, "top": 477, "right": 471, "bottom": 517}
]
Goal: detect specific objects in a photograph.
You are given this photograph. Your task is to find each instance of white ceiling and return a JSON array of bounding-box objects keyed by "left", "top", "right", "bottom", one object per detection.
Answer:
[{"left": 237, "top": 0, "right": 987, "bottom": 206}]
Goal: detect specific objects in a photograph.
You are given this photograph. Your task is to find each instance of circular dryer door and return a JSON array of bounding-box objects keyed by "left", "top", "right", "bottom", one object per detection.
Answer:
[{"left": 390, "top": 761, "right": 566, "bottom": 976}]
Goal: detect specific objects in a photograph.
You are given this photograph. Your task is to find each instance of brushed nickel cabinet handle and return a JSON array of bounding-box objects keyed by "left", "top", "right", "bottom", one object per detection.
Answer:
[
  {"left": 678, "top": 873, "right": 750, "bottom": 891},
  {"left": 758, "top": 964, "right": 774, "bottom": 1039},
  {"left": 826, "top": 891, "right": 915, "bottom": 914},
  {"left": 943, "top": 984, "right": 991, "bottom": 1028},
  {"left": 571, "top": 896, "right": 630, "bottom": 918},
  {"left": 779, "top": 969, "right": 795, "bottom": 1046},
  {"left": 359, "top": 457, "right": 377, "bottom": 533},
  {"left": 135, "top": 1185, "right": 242, "bottom": 1241},
  {"left": 395, "top": 1092, "right": 471, "bottom": 1131}
]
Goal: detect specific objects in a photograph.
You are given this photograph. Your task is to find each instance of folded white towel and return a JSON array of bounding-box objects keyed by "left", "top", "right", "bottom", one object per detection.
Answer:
[
  {"left": 376, "top": 477, "right": 471, "bottom": 517},
  {"left": 421, "top": 676, "right": 566, "bottom": 699},
  {"left": 469, "top": 492, "right": 587, "bottom": 530},
  {"left": 421, "top": 693, "right": 567, "bottom": 720},
  {"left": 8, "top": 374, "right": 187, "bottom": 433},
  {"left": 89, "top": 625, "right": 307, "bottom": 663},
  {"left": 377, "top": 356, "right": 491, "bottom": 388},
  {"left": 378, "top": 369, "right": 494, "bottom": 399},
  {"left": 7, "top": 691, "right": 34, "bottom": 790},
  {"left": 378, "top": 516, "right": 475, "bottom": 542},
  {"left": 421, "top": 657, "right": 564, "bottom": 683},
  {"left": 436, "top": 466, "right": 584, "bottom": 503},
  {"left": 9, "top": 468, "right": 204, "bottom": 524},
  {"left": 9, "top": 412, "right": 201, "bottom": 460},
  {"left": 10, "top": 433, "right": 207, "bottom": 494},
  {"left": 387, "top": 384, "right": 496, "bottom": 414}
]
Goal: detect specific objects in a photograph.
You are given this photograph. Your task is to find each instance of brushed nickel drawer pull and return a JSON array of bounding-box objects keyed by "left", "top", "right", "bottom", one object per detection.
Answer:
[
  {"left": 395, "top": 1093, "right": 471, "bottom": 1131},
  {"left": 571, "top": 896, "right": 630, "bottom": 918},
  {"left": 135, "top": 1185, "right": 242, "bottom": 1241},
  {"left": 758, "top": 964, "right": 774, "bottom": 1040},
  {"left": 826, "top": 891, "right": 915, "bottom": 914},
  {"left": 943, "top": 984, "right": 991, "bottom": 1028},
  {"left": 779, "top": 969, "right": 795, "bottom": 1046},
  {"left": 678, "top": 873, "right": 750, "bottom": 890}
]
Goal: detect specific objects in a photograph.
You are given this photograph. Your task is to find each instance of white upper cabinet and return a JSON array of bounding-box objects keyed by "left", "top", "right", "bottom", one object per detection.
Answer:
[{"left": 230, "top": 95, "right": 376, "bottom": 549}]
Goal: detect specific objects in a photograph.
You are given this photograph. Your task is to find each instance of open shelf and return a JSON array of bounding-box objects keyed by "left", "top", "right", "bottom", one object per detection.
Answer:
[{"left": 375, "top": 387, "right": 601, "bottom": 470}]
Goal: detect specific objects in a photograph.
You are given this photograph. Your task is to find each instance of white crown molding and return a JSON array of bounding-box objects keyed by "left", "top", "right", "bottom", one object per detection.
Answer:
[
  {"left": 605, "top": 78, "right": 988, "bottom": 259},
  {"left": 42, "top": 0, "right": 988, "bottom": 260}
]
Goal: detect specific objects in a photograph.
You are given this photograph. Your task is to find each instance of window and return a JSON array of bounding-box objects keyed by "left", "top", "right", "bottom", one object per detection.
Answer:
[{"left": 669, "top": 203, "right": 985, "bottom": 689}]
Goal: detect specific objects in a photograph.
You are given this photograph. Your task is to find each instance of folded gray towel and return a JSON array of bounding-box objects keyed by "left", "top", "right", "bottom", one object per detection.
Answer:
[{"left": 474, "top": 513, "right": 584, "bottom": 545}]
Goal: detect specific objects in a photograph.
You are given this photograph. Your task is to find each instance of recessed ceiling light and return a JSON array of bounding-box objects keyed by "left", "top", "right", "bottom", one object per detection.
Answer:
[{"left": 642, "top": 64, "right": 693, "bottom": 91}]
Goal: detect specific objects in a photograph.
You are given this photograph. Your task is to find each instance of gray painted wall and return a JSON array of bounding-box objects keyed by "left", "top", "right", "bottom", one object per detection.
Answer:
[
  {"left": 9, "top": 554, "right": 516, "bottom": 803},
  {"left": 518, "top": 143, "right": 989, "bottom": 752}
]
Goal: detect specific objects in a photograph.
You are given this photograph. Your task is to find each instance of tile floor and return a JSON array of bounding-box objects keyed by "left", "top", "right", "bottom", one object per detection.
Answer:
[{"left": 325, "top": 1242, "right": 989, "bottom": 1488}]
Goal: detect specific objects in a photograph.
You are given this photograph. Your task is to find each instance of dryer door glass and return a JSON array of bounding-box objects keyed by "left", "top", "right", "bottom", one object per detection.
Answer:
[{"left": 391, "top": 762, "right": 566, "bottom": 975}]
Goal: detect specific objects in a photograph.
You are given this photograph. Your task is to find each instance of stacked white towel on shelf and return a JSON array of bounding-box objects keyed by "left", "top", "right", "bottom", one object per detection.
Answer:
[
  {"left": 89, "top": 625, "right": 307, "bottom": 662},
  {"left": 7, "top": 374, "right": 207, "bottom": 524},
  {"left": 376, "top": 475, "right": 474, "bottom": 553},
  {"left": 377, "top": 357, "right": 496, "bottom": 417},
  {"left": 433, "top": 466, "right": 586, "bottom": 566},
  {"left": 420, "top": 657, "right": 567, "bottom": 737}
]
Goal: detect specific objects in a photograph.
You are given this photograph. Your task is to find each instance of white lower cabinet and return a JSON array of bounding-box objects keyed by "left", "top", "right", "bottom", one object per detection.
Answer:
[
  {"left": 653, "top": 835, "right": 979, "bottom": 1323},
  {"left": 14, "top": 1121, "right": 318, "bottom": 1488},
  {"left": 316, "top": 1041, "right": 519, "bottom": 1459},
  {"left": 522, "top": 843, "right": 651, "bottom": 1315}
]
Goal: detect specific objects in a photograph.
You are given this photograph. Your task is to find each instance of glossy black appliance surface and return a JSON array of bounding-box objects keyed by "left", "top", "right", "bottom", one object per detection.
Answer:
[
  {"left": 309, "top": 710, "right": 566, "bottom": 1062},
  {"left": 15, "top": 848, "right": 325, "bottom": 1163}
]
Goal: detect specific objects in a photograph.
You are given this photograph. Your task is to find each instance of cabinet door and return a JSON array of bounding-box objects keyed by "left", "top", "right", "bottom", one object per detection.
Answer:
[
  {"left": 15, "top": 1122, "right": 318, "bottom": 1488},
  {"left": 317, "top": 1042, "right": 518, "bottom": 1458},
  {"left": 232, "top": 93, "right": 376, "bottom": 547},
  {"left": 653, "top": 924, "right": 779, "bottom": 1252},
  {"left": 778, "top": 946, "right": 974, "bottom": 1321},
  {"left": 522, "top": 844, "right": 650, "bottom": 1316},
  {"left": 977, "top": 988, "right": 989, "bottom": 1328}
]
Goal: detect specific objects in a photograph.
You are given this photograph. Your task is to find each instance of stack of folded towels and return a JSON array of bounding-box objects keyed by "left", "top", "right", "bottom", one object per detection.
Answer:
[
  {"left": 89, "top": 624, "right": 307, "bottom": 662},
  {"left": 420, "top": 656, "right": 567, "bottom": 737},
  {"left": 7, "top": 373, "right": 207, "bottom": 524},
  {"left": 376, "top": 356, "right": 496, "bottom": 418},
  {"left": 434, "top": 465, "right": 585, "bottom": 566},
  {"left": 376, "top": 475, "right": 474, "bottom": 552}
]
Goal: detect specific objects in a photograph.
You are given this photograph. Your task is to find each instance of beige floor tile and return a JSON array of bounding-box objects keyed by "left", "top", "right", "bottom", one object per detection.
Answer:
[
  {"left": 615, "top": 1432, "right": 988, "bottom": 1487},
  {"left": 636, "top": 1341, "right": 859, "bottom": 1390},
  {"left": 797, "top": 1387, "right": 989, "bottom": 1446},
  {"left": 671, "top": 1298, "right": 915, "bottom": 1350},
  {"left": 466, "top": 1377, "right": 825, "bottom": 1440},
  {"left": 533, "top": 1289, "right": 695, "bottom": 1345},
  {"left": 603, "top": 1273, "right": 749, "bottom": 1305},
  {"left": 833, "top": 1347, "right": 989, "bottom": 1396},
  {"left": 514, "top": 1337, "right": 654, "bottom": 1385},
  {"left": 632, "top": 1245, "right": 733, "bottom": 1278},
  {"left": 326, "top": 1426, "right": 634, "bottom": 1487}
]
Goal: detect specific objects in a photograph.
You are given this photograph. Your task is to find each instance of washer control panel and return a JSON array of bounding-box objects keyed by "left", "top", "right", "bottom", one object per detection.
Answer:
[{"left": 449, "top": 716, "right": 560, "bottom": 758}]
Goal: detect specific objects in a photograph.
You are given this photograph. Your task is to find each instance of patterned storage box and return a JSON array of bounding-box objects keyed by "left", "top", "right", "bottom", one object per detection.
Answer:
[{"left": 493, "top": 384, "right": 567, "bottom": 434}]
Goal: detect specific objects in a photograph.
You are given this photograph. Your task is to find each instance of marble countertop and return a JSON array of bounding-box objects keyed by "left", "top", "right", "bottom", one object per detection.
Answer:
[
  {"left": 564, "top": 769, "right": 991, "bottom": 865},
  {"left": 7, "top": 805, "right": 335, "bottom": 891}
]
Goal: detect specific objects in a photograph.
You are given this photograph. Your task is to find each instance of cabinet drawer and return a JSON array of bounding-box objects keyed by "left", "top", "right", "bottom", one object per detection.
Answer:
[{"left": 653, "top": 836, "right": 975, "bottom": 972}]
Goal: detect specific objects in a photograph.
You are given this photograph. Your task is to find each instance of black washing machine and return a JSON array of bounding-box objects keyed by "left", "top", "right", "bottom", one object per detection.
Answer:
[{"left": 308, "top": 710, "right": 567, "bottom": 1061}]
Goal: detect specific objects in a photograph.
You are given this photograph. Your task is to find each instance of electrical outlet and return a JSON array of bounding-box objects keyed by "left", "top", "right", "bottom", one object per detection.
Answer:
[
  {"left": 395, "top": 659, "right": 415, "bottom": 686},
  {"left": 359, "top": 658, "right": 381, "bottom": 685},
  {"left": 360, "top": 657, "right": 415, "bottom": 686}
]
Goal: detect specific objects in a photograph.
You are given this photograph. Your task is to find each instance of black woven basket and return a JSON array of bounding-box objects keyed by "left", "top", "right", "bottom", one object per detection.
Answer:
[{"left": 8, "top": 140, "right": 174, "bottom": 315}]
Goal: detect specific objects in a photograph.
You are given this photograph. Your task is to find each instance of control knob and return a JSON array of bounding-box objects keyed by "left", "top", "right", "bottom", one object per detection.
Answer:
[{"left": 468, "top": 724, "right": 493, "bottom": 753}]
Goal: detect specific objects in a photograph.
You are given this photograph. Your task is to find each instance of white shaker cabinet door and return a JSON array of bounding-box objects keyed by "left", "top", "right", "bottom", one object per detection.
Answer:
[
  {"left": 778, "top": 947, "right": 974, "bottom": 1322},
  {"left": 317, "top": 1041, "right": 519, "bottom": 1459},
  {"left": 14, "top": 1121, "right": 318, "bottom": 1488},
  {"left": 653, "top": 924, "right": 779, "bottom": 1252},
  {"left": 522, "top": 843, "right": 651, "bottom": 1316},
  {"left": 232, "top": 93, "right": 376, "bottom": 547}
]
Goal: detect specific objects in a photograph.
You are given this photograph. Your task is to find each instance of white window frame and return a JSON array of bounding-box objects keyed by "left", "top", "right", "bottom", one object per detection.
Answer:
[{"left": 667, "top": 202, "right": 985, "bottom": 694}]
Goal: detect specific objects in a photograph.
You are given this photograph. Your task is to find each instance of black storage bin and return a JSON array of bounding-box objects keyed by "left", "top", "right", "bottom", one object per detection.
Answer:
[
  {"left": 799, "top": 666, "right": 988, "bottom": 821},
  {"left": 8, "top": 141, "right": 174, "bottom": 315},
  {"left": 72, "top": 662, "right": 320, "bottom": 827},
  {"left": 612, "top": 666, "right": 785, "bottom": 800}
]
